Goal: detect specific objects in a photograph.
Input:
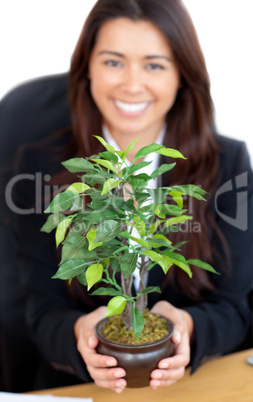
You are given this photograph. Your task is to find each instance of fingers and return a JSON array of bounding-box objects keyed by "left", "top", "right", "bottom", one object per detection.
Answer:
[
  {"left": 88, "top": 366, "right": 126, "bottom": 381},
  {"left": 74, "top": 310, "right": 127, "bottom": 393},
  {"left": 149, "top": 301, "right": 192, "bottom": 390},
  {"left": 84, "top": 340, "right": 127, "bottom": 392},
  {"left": 77, "top": 331, "right": 117, "bottom": 369},
  {"left": 87, "top": 334, "right": 98, "bottom": 349},
  {"left": 151, "top": 301, "right": 186, "bottom": 335},
  {"left": 81, "top": 346, "right": 117, "bottom": 369},
  {"left": 156, "top": 327, "right": 190, "bottom": 372},
  {"left": 158, "top": 351, "right": 190, "bottom": 371},
  {"left": 172, "top": 329, "right": 182, "bottom": 344},
  {"left": 94, "top": 378, "right": 127, "bottom": 393},
  {"left": 150, "top": 367, "right": 184, "bottom": 389},
  {"left": 79, "top": 335, "right": 127, "bottom": 392},
  {"left": 150, "top": 341, "right": 188, "bottom": 390},
  {"left": 75, "top": 303, "right": 192, "bottom": 392}
]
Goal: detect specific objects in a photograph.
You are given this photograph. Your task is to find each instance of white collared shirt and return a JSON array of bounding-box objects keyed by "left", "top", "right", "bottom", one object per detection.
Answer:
[{"left": 102, "top": 125, "right": 166, "bottom": 290}]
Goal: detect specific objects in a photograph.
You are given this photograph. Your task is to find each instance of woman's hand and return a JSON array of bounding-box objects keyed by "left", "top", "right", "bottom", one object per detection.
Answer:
[
  {"left": 149, "top": 301, "right": 193, "bottom": 390},
  {"left": 74, "top": 307, "right": 127, "bottom": 393}
]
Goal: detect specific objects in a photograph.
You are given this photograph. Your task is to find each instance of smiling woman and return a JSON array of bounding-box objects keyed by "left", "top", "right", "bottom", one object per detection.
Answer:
[
  {"left": 88, "top": 18, "right": 180, "bottom": 155},
  {"left": 7, "top": 0, "right": 253, "bottom": 395},
  {"left": 1, "top": 1, "right": 252, "bottom": 159}
]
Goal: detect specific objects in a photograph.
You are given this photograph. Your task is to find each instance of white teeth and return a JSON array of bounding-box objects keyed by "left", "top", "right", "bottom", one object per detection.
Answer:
[{"left": 115, "top": 100, "right": 149, "bottom": 113}]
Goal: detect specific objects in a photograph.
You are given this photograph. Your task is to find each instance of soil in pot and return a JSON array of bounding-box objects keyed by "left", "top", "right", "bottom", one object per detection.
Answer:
[{"left": 95, "top": 313, "right": 175, "bottom": 388}]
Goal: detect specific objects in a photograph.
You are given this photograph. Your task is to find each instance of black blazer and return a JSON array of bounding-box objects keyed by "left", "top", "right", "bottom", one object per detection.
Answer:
[
  {"left": 0, "top": 73, "right": 72, "bottom": 391},
  {"left": 11, "top": 129, "right": 253, "bottom": 387}
]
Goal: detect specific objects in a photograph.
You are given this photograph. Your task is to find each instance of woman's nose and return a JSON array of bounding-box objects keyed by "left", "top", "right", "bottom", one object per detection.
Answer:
[{"left": 121, "top": 66, "right": 144, "bottom": 94}]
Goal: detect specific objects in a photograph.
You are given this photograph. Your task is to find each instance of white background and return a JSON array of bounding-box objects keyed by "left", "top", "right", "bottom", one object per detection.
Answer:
[{"left": 1, "top": 0, "right": 252, "bottom": 159}]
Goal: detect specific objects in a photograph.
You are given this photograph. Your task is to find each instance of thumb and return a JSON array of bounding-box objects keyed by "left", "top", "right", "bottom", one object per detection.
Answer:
[
  {"left": 88, "top": 334, "right": 98, "bottom": 349},
  {"left": 172, "top": 329, "right": 182, "bottom": 344}
]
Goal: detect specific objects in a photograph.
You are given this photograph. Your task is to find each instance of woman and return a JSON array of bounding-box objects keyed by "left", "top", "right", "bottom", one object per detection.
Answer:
[{"left": 12, "top": 0, "right": 253, "bottom": 393}]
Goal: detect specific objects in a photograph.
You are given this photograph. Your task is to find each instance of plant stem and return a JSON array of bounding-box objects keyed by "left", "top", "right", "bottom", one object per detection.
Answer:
[
  {"left": 117, "top": 183, "right": 134, "bottom": 329},
  {"left": 121, "top": 272, "right": 133, "bottom": 329},
  {"left": 136, "top": 256, "right": 149, "bottom": 315}
]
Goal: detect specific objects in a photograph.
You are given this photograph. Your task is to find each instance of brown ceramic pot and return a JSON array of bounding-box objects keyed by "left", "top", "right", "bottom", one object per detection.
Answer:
[{"left": 95, "top": 316, "right": 175, "bottom": 388}]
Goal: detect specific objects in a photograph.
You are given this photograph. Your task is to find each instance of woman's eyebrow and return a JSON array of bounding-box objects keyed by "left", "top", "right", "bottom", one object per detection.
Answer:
[
  {"left": 98, "top": 51, "right": 172, "bottom": 62},
  {"left": 98, "top": 50, "right": 124, "bottom": 57},
  {"left": 145, "top": 55, "right": 172, "bottom": 62}
]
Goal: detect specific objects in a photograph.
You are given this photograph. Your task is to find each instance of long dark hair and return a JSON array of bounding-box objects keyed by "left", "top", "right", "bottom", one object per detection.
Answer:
[{"left": 66, "top": 0, "right": 226, "bottom": 301}]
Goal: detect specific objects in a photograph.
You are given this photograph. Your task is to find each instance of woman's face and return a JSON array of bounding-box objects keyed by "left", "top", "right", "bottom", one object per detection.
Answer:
[{"left": 89, "top": 18, "right": 180, "bottom": 145}]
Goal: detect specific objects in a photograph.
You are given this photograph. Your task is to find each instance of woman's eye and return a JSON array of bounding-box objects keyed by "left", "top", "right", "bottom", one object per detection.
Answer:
[
  {"left": 105, "top": 60, "right": 122, "bottom": 67},
  {"left": 146, "top": 63, "right": 165, "bottom": 71}
]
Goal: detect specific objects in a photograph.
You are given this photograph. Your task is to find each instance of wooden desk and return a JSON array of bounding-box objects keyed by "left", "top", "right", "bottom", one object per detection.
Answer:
[{"left": 33, "top": 349, "right": 253, "bottom": 402}]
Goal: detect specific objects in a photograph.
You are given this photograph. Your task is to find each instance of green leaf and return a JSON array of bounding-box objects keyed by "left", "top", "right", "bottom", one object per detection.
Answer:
[
  {"left": 170, "top": 190, "right": 183, "bottom": 209},
  {"left": 101, "top": 179, "right": 122, "bottom": 196},
  {"left": 86, "top": 228, "right": 103, "bottom": 251},
  {"left": 86, "top": 263, "right": 103, "bottom": 291},
  {"left": 135, "top": 191, "right": 151, "bottom": 206},
  {"left": 133, "top": 144, "right": 163, "bottom": 161},
  {"left": 136, "top": 286, "right": 161, "bottom": 296},
  {"left": 110, "top": 259, "right": 121, "bottom": 273},
  {"left": 52, "top": 259, "right": 88, "bottom": 280},
  {"left": 122, "top": 138, "right": 141, "bottom": 160},
  {"left": 120, "top": 252, "right": 138, "bottom": 278},
  {"left": 147, "top": 188, "right": 166, "bottom": 204},
  {"left": 130, "top": 179, "right": 148, "bottom": 192},
  {"left": 83, "top": 171, "right": 109, "bottom": 185},
  {"left": 152, "top": 234, "right": 172, "bottom": 244},
  {"left": 91, "top": 159, "right": 118, "bottom": 174},
  {"left": 119, "top": 231, "right": 131, "bottom": 239},
  {"left": 129, "top": 173, "right": 151, "bottom": 181},
  {"left": 150, "top": 163, "right": 176, "bottom": 179},
  {"left": 41, "top": 213, "right": 65, "bottom": 233},
  {"left": 62, "top": 158, "right": 95, "bottom": 173},
  {"left": 77, "top": 272, "right": 87, "bottom": 287},
  {"left": 44, "top": 191, "right": 78, "bottom": 213},
  {"left": 97, "top": 243, "right": 122, "bottom": 259},
  {"left": 131, "top": 307, "right": 145, "bottom": 339},
  {"left": 171, "top": 184, "right": 207, "bottom": 201},
  {"left": 132, "top": 219, "right": 145, "bottom": 237},
  {"left": 168, "top": 252, "right": 192, "bottom": 277},
  {"left": 91, "top": 288, "right": 123, "bottom": 297},
  {"left": 61, "top": 236, "right": 97, "bottom": 263},
  {"left": 116, "top": 150, "right": 125, "bottom": 159},
  {"left": 188, "top": 259, "right": 219, "bottom": 274},
  {"left": 65, "top": 182, "right": 90, "bottom": 194},
  {"left": 159, "top": 204, "right": 186, "bottom": 216},
  {"left": 69, "top": 195, "right": 84, "bottom": 211},
  {"left": 84, "top": 209, "right": 119, "bottom": 224},
  {"left": 148, "top": 219, "right": 165, "bottom": 236},
  {"left": 189, "top": 193, "right": 206, "bottom": 201},
  {"left": 99, "top": 151, "right": 118, "bottom": 165},
  {"left": 109, "top": 197, "right": 125, "bottom": 210},
  {"left": 141, "top": 250, "right": 173, "bottom": 274},
  {"left": 173, "top": 184, "right": 207, "bottom": 196},
  {"left": 93, "top": 135, "right": 116, "bottom": 153},
  {"left": 128, "top": 160, "right": 152, "bottom": 175},
  {"left": 95, "top": 220, "right": 121, "bottom": 243},
  {"left": 156, "top": 147, "right": 186, "bottom": 159},
  {"left": 139, "top": 202, "right": 156, "bottom": 213},
  {"left": 129, "top": 236, "right": 149, "bottom": 250},
  {"left": 147, "top": 237, "right": 171, "bottom": 249},
  {"left": 55, "top": 218, "right": 72, "bottom": 247},
  {"left": 65, "top": 220, "right": 91, "bottom": 239},
  {"left": 164, "top": 215, "right": 193, "bottom": 228},
  {"left": 155, "top": 205, "right": 166, "bottom": 219},
  {"left": 105, "top": 296, "right": 127, "bottom": 317}
]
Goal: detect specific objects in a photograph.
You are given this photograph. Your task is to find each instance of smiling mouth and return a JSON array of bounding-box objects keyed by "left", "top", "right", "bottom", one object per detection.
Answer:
[{"left": 114, "top": 99, "right": 150, "bottom": 113}]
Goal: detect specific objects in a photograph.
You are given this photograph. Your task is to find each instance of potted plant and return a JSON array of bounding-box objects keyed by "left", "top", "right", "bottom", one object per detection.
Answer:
[{"left": 41, "top": 136, "right": 217, "bottom": 387}]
